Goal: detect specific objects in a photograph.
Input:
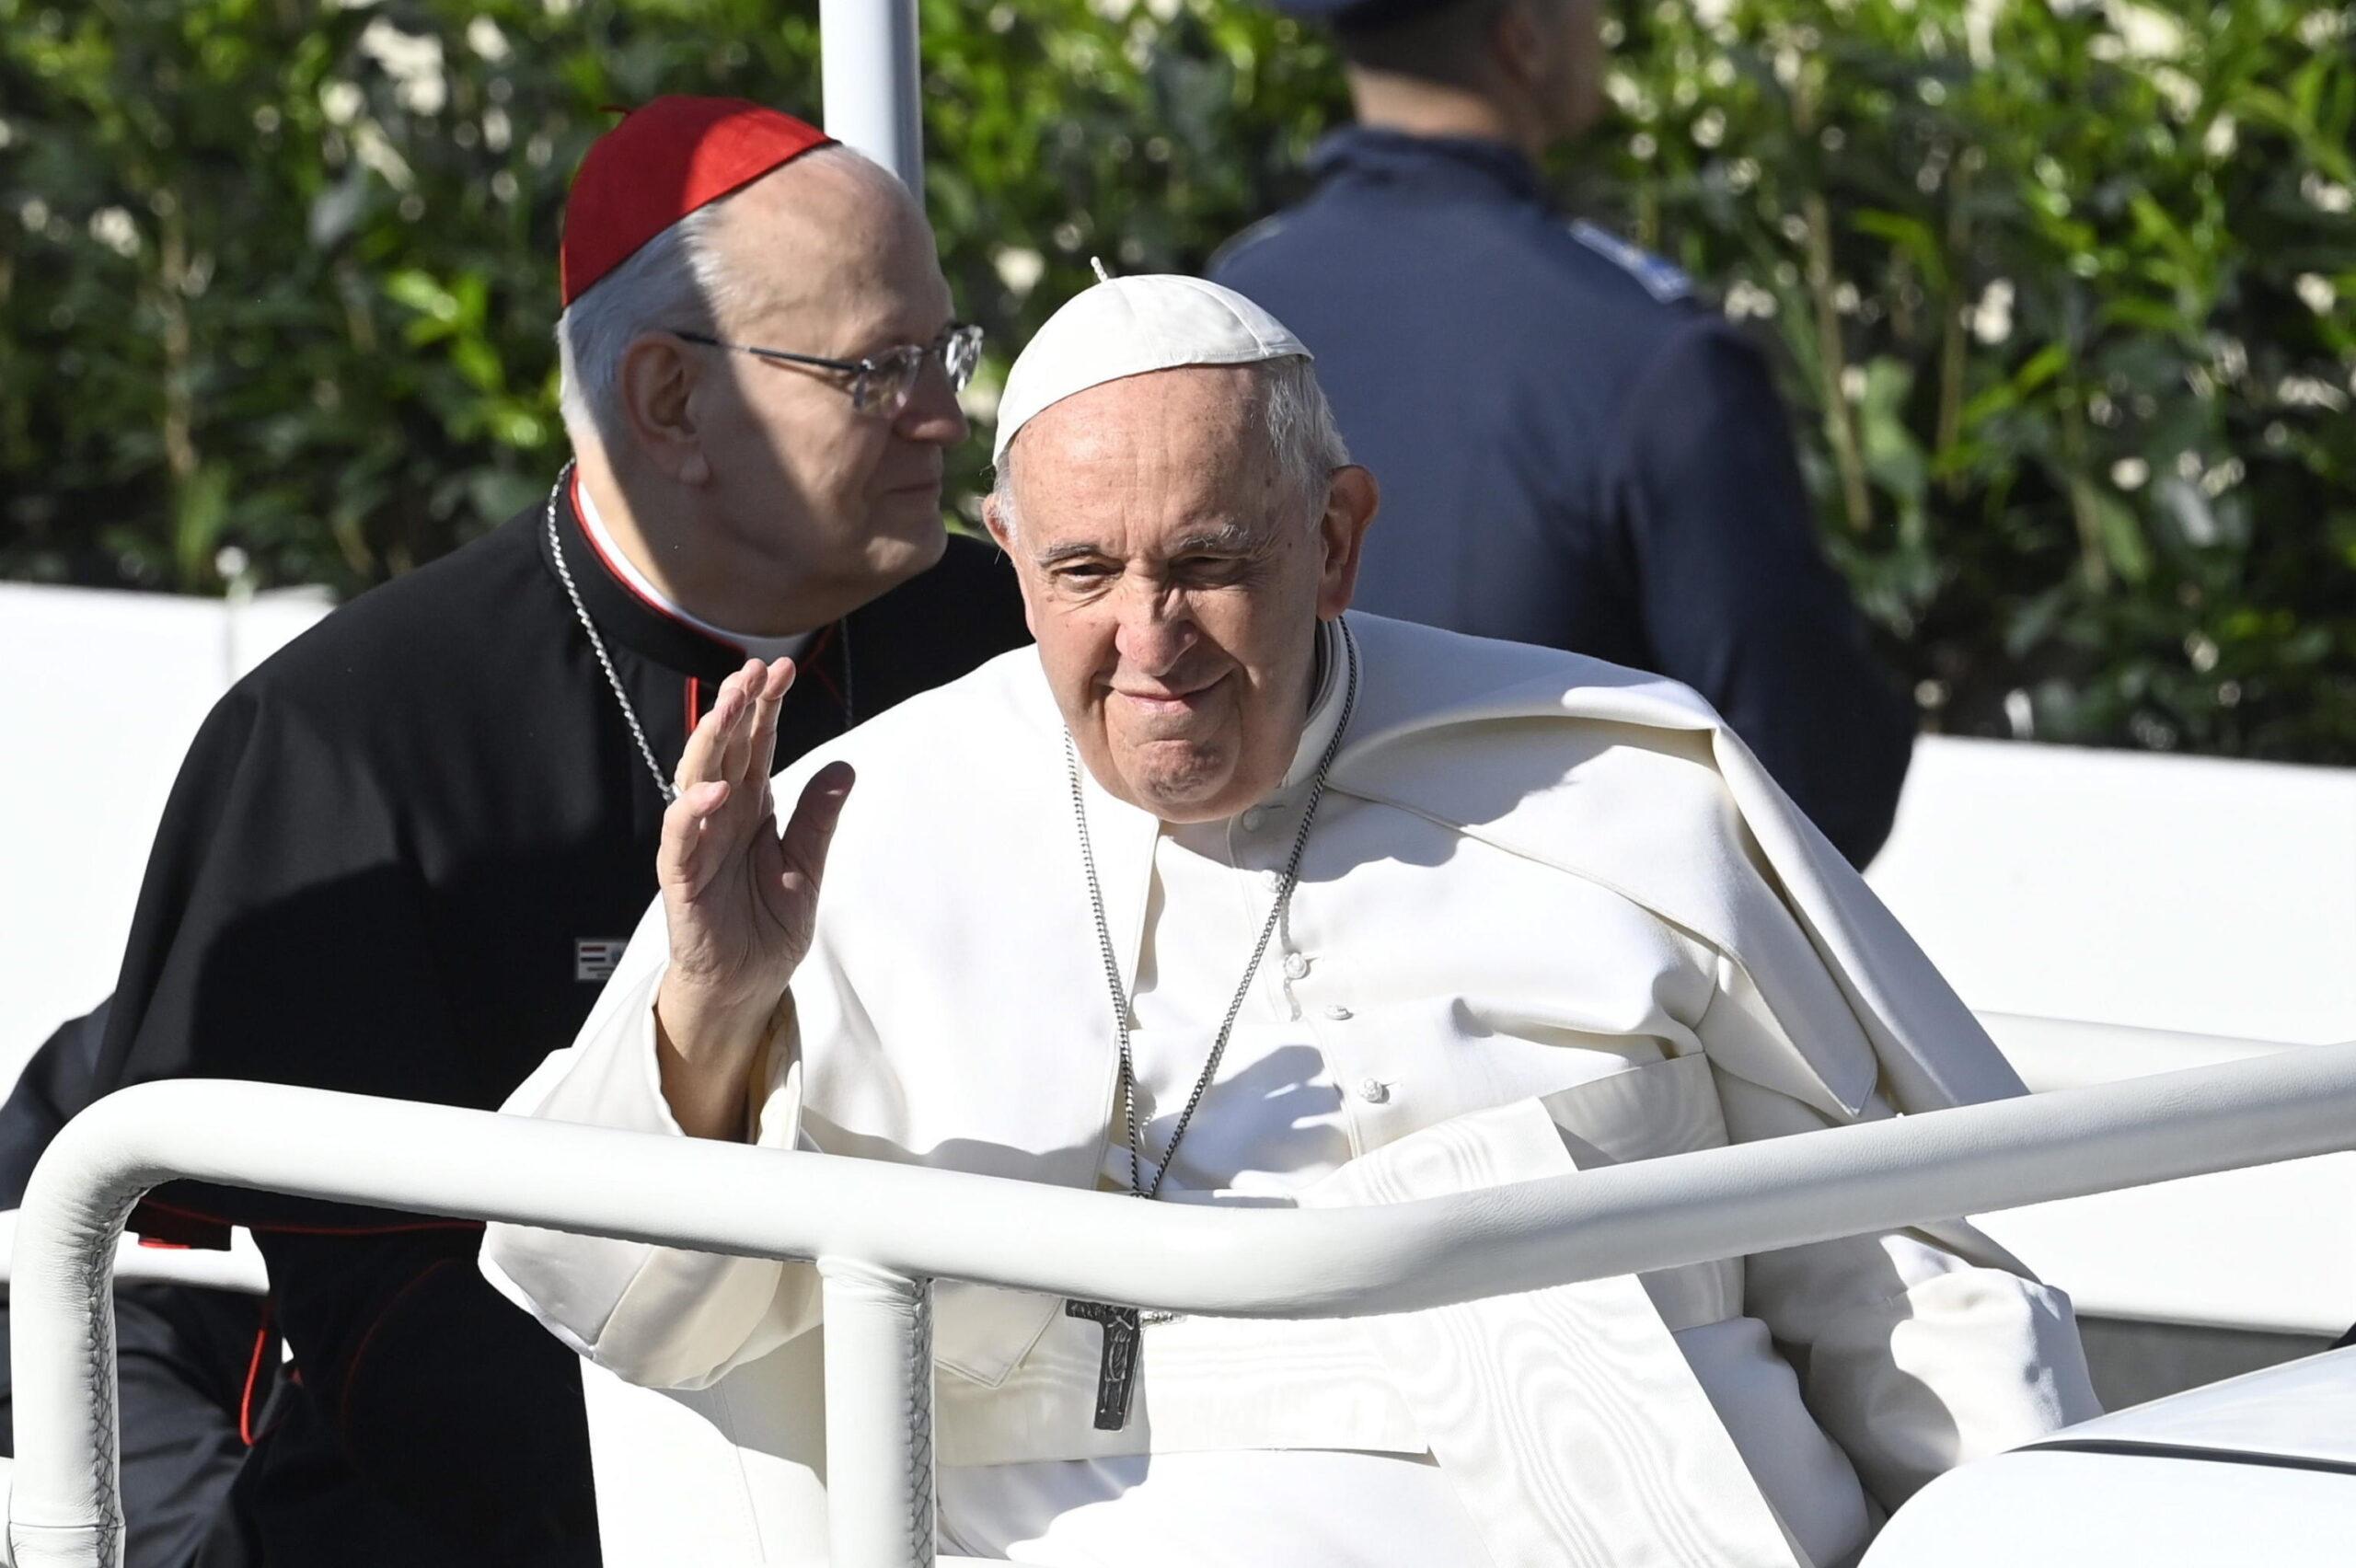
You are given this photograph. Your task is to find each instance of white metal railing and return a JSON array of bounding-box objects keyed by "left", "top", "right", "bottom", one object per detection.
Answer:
[{"left": 12, "top": 1040, "right": 2356, "bottom": 1566}]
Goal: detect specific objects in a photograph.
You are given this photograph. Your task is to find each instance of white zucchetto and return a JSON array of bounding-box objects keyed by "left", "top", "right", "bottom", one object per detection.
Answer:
[{"left": 991, "top": 274, "right": 1311, "bottom": 466}]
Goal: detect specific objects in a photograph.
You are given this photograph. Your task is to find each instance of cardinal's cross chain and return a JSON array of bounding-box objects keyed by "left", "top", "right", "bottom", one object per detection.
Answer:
[{"left": 1064, "top": 1297, "right": 1141, "bottom": 1431}]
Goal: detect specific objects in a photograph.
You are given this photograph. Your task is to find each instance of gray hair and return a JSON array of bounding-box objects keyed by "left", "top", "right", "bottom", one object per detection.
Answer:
[
  {"left": 555, "top": 201, "right": 745, "bottom": 450},
  {"left": 990, "top": 354, "right": 1350, "bottom": 534}
]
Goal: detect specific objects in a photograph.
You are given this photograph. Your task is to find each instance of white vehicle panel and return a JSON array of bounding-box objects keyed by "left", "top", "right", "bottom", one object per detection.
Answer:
[{"left": 1864, "top": 1447, "right": 2356, "bottom": 1567}]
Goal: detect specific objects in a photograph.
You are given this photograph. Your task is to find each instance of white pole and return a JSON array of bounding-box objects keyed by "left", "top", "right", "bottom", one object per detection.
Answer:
[
  {"left": 820, "top": 0, "right": 924, "bottom": 195},
  {"left": 819, "top": 1261, "right": 936, "bottom": 1567}
]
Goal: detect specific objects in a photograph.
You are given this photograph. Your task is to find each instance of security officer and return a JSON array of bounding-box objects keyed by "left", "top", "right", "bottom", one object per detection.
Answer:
[{"left": 1213, "top": 0, "right": 1915, "bottom": 865}]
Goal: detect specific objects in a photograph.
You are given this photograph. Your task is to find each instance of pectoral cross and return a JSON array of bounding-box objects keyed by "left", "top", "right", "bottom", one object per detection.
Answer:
[{"left": 1065, "top": 1297, "right": 1141, "bottom": 1431}]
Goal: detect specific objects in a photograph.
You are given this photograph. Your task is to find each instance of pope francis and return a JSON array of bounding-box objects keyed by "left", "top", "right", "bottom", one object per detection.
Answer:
[{"left": 483, "top": 276, "right": 2097, "bottom": 1567}]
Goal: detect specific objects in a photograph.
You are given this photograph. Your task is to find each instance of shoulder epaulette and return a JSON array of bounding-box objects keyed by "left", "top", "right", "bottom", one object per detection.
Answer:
[
  {"left": 1568, "top": 220, "right": 1692, "bottom": 304},
  {"left": 1207, "top": 213, "right": 1294, "bottom": 276}
]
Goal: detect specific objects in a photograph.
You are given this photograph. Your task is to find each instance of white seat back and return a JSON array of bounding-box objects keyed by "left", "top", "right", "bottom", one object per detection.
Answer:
[
  {"left": 583, "top": 1332, "right": 832, "bottom": 1566},
  {"left": 1869, "top": 737, "right": 2356, "bottom": 1340}
]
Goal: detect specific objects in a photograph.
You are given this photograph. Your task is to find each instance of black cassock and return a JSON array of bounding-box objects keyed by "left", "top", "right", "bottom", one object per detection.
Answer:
[{"left": 79, "top": 481, "right": 1030, "bottom": 1565}]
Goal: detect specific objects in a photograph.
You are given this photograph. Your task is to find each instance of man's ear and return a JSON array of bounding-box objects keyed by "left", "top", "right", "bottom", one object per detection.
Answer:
[
  {"left": 980, "top": 491, "right": 1042, "bottom": 638},
  {"left": 1492, "top": 0, "right": 1548, "bottom": 89},
  {"left": 1315, "top": 465, "right": 1379, "bottom": 620},
  {"left": 981, "top": 490, "right": 1016, "bottom": 554},
  {"left": 619, "top": 332, "right": 708, "bottom": 486}
]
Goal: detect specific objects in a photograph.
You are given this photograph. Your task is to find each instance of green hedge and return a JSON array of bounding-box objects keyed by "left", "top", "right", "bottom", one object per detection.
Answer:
[{"left": 3, "top": 0, "right": 2350, "bottom": 760}]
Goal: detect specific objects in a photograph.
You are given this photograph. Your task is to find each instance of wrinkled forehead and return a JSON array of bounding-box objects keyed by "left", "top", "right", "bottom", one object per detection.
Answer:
[{"left": 1008, "top": 363, "right": 1278, "bottom": 522}]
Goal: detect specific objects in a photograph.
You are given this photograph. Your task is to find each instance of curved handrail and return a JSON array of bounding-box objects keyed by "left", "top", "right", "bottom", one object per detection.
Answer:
[{"left": 14, "top": 1039, "right": 2356, "bottom": 1565}]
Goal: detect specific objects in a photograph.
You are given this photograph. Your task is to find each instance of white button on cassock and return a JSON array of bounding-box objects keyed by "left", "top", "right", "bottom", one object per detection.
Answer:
[
  {"left": 1322, "top": 1004, "right": 1353, "bottom": 1021},
  {"left": 1283, "top": 952, "right": 1311, "bottom": 980},
  {"left": 1357, "top": 1078, "right": 1390, "bottom": 1104},
  {"left": 1241, "top": 807, "right": 1267, "bottom": 832}
]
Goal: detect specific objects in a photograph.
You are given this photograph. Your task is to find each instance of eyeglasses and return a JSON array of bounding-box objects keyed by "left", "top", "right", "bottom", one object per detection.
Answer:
[{"left": 676, "top": 322, "right": 984, "bottom": 418}]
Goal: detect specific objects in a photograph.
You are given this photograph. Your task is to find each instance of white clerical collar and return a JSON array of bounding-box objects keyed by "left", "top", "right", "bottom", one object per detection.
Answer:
[
  {"left": 574, "top": 479, "right": 814, "bottom": 663},
  {"left": 1276, "top": 617, "right": 1351, "bottom": 798}
]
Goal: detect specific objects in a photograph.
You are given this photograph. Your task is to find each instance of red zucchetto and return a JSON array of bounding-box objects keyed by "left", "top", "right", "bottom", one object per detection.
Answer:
[{"left": 560, "top": 96, "right": 835, "bottom": 308}]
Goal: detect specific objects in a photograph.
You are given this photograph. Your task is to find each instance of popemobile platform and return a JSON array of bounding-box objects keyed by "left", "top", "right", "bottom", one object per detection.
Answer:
[{"left": 6, "top": 7, "right": 2355, "bottom": 1563}]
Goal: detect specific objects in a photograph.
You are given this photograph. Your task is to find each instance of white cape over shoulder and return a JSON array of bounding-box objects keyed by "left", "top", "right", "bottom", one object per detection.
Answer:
[{"left": 485, "top": 613, "right": 2095, "bottom": 1565}]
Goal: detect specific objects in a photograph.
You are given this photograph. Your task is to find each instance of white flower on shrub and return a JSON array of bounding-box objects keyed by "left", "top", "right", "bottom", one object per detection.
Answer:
[
  {"left": 1605, "top": 71, "right": 1651, "bottom": 119},
  {"left": 2295, "top": 274, "right": 2336, "bottom": 314},
  {"left": 2208, "top": 333, "right": 2248, "bottom": 385},
  {"left": 2109, "top": 2, "right": 2186, "bottom": 59},
  {"left": 1969, "top": 279, "right": 2015, "bottom": 345},
  {"left": 2278, "top": 376, "right": 2349, "bottom": 411},
  {"left": 87, "top": 206, "right": 139, "bottom": 258},
  {"left": 1965, "top": 0, "right": 2001, "bottom": 65},
  {"left": 2203, "top": 115, "right": 2236, "bottom": 159},
  {"left": 2150, "top": 67, "right": 2200, "bottom": 121},
  {"left": 2157, "top": 478, "right": 2218, "bottom": 546},
  {"left": 2301, "top": 175, "right": 2352, "bottom": 213},
  {"left": 320, "top": 81, "right": 364, "bottom": 126},
  {"left": 467, "top": 17, "right": 511, "bottom": 63},
  {"left": 993, "top": 247, "right": 1045, "bottom": 298},
  {"left": 359, "top": 18, "right": 445, "bottom": 116},
  {"left": 355, "top": 123, "right": 417, "bottom": 192},
  {"left": 1723, "top": 280, "right": 1778, "bottom": 319},
  {"left": 2111, "top": 456, "right": 2149, "bottom": 490}
]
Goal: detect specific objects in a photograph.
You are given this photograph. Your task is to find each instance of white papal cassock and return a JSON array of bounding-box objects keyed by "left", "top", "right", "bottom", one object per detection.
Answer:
[{"left": 482, "top": 612, "right": 2098, "bottom": 1567}]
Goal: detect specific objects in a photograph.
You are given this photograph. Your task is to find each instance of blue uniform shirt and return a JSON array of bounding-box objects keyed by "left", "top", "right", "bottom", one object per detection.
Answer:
[{"left": 1211, "top": 128, "right": 1914, "bottom": 864}]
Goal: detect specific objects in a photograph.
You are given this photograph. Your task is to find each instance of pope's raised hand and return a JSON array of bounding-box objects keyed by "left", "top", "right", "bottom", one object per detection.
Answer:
[{"left": 652, "top": 657, "right": 854, "bottom": 1138}]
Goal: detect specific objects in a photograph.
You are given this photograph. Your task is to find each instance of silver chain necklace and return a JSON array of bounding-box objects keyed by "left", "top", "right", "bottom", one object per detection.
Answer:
[
  {"left": 1068, "top": 619, "right": 1360, "bottom": 1204},
  {"left": 545, "top": 461, "right": 853, "bottom": 805},
  {"left": 547, "top": 463, "right": 676, "bottom": 803},
  {"left": 1062, "top": 620, "right": 1359, "bottom": 1429}
]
